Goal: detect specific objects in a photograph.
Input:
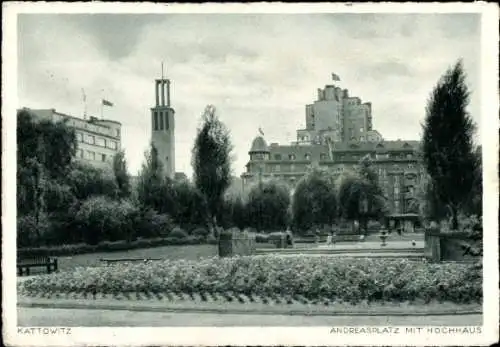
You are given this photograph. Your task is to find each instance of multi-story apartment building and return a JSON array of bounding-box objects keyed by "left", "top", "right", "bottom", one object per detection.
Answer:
[
  {"left": 20, "top": 108, "right": 122, "bottom": 169},
  {"left": 241, "top": 80, "right": 423, "bottom": 215}
]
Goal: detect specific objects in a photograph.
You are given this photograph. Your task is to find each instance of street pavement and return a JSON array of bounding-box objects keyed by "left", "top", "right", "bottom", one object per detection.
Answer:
[{"left": 17, "top": 307, "right": 482, "bottom": 327}]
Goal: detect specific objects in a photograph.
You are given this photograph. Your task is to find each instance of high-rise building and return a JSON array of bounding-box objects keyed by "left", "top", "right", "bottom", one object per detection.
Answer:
[
  {"left": 20, "top": 108, "right": 122, "bottom": 169},
  {"left": 150, "top": 77, "right": 176, "bottom": 179},
  {"left": 241, "top": 79, "right": 423, "bottom": 215}
]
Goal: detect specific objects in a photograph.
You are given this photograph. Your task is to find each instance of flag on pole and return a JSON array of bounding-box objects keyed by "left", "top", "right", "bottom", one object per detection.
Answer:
[
  {"left": 102, "top": 99, "right": 114, "bottom": 107},
  {"left": 331, "top": 73, "right": 341, "bottom": 81},
  {"left": 258, "top": 127, "right": 264, "bottom": 136}
]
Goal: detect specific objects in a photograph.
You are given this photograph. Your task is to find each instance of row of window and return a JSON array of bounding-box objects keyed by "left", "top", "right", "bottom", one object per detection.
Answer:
[
  {"left": 54, "top": 114, "right": 120, "bottom": 138},
  {"left": 77, "top": 149, "right": 112, "bottom": 162},
  {"left": 266, "top": 152, "right": 415, "bottom": 162},
  {"left": 153, "top": 111, "right": 169, "bottom": 131},
  {"left": 76, "top": 132, "right": 118, "bottom": 150}
]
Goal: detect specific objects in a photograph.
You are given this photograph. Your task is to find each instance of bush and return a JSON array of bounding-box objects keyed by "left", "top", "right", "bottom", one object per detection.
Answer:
[
  {"left": 168, "top": 227, "right": 188, "bottom": 239},
  {"left": 74, "top": 196, "right": 139, "bottom": 245},
  {"left": 206, "top": 234, "right": 218, "bottom": 244},
  {"left": 192, "top": 227, "right": 209, "bottom": 238},
  {"left": 134, "top": 209, "right": 173, "bottom": 238},
  {"left": 20, "top": 257, "right": 482, "bottom": 305},
  {"left": 255, "top": 233, "right": 269, "bottom": 243},
  {"left": 17, "top": 213, "right": 51, "bottom": 248}
]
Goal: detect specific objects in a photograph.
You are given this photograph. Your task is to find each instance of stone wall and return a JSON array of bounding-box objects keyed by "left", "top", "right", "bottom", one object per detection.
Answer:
[
  {"left": 425, "top": 229, "right": 477, "bottom": 262},
  {"left": 218, "top": 230, "right": 256, "bottom": 257}
]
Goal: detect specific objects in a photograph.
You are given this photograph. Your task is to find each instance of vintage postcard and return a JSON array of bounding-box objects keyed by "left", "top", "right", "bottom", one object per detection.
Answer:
[{"left": 2, "top": 2, "right": 499, "bottom": 346}]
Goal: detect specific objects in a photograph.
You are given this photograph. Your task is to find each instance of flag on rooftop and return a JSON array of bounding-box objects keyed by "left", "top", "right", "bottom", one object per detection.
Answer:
[
  {"left": 258, "top": 127, "right": 264, "bottom": 136},
  {"left": 331, "top": 73, "right": 341, "bottom": 81},
  {"left": 102, "top": 99, "right": 114, "bottom": 107}
]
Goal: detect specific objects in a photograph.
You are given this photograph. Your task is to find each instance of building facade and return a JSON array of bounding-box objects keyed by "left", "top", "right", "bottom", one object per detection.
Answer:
[
  {"left": 241, "top": 81, "right": 423, "bottom": 215},
  {"left": 150, "top": 77, "right": 176, "bottom": 179},
  {"left": 21, "top": 108, "right": 122, "bottom": 169}
]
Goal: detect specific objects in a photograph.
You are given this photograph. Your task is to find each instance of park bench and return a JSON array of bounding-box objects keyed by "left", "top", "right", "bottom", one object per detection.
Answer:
[
  {"left": 17, "top": 256, "right": 58, "bottom": 276},
  {"left": 99, "top": 258, "right": 163, "bottom": 265}
]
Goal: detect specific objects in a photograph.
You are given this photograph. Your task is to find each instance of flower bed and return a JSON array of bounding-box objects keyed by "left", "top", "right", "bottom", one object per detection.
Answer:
[{"left": 18, "top": 256, "right": 482, "bottom": 305}]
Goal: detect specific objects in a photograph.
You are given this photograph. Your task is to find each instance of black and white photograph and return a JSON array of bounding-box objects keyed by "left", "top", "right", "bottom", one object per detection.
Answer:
[{"left": 3, "top": 2, "right": 499, "bottom": 346}]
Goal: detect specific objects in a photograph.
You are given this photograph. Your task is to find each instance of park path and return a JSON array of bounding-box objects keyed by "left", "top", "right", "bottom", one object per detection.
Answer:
[{"left": 17, "top": 307, "right": 482, "bottom": 327}]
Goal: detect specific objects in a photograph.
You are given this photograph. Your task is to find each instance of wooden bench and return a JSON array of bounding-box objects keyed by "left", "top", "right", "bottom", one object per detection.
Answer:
[
  {"left": 17, "top": 256, "right": 58, "bottom": 276},
  {"left": 99, "top": 258, "right": 163, "bottom": 265}
]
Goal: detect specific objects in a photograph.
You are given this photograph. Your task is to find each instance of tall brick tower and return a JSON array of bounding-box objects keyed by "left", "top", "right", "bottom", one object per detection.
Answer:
[{"left": 151, "top": 74, "right": 175, "bottom": 178}]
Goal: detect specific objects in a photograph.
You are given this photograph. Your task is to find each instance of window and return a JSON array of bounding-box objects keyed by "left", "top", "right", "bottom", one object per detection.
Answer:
[
  {"left": 101, "top": 154, "right": 107, "bottom": 162},
  {"left": 76, "top": 133, "right": 83, "bottom": 142},
  {"left": 360, "top": 127, "right": 364, "bottom": 133},
  {"left": 77, "top": 149, "right": 83, "bottom": 158},
  {"left": 275, "top": 165, "right": 281, "bottom": 172},
  {"left": 86, "top": 151, "right": 95, "bottom": 160},
  {"left": 116, "top": 129, "right": 120, "bottom": 137},
  {"left": 320, "top": 153, "right": 328, "bottom": 160},
  {"left": 274, "top": 154, "right": 282, "bottom": 160},
  {"left": 164, "top": 113, "right": 169, "bottom": 130},
  {"left": 305, "top": 153, "right": 311, "bottom": 160},
  {"left": 107, "top": 140, "right": 117, "bottom": 150},
  {"left": 360, "top": 136, "right": 365, "bottom": 142},
  {"left": 289, "top": 154, "right": 296, "bottom": 160},
  {"left": 84, "top": 134, "right": 95, "bottom": 144},
  {"left": 159, "top": 111, "right": 164, "bottom": 130},
  {"left": 153, "top": 112, "right": 158, "bottom": 130},
  {"left": 96, "top": 137, "right": 105, "bottom": 147},
  {"left": 406, "top": 153, "right": 413, "bottom": 159}
]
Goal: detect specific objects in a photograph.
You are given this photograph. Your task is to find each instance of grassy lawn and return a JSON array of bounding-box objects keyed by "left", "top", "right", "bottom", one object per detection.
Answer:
[{"left": 51, "top": 244, "right": 218, "bottom": 273}]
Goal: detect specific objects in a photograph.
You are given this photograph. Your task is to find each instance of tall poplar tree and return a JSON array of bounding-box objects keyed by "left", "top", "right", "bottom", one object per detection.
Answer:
[
  {"left": 192, "top": 105, "right": 233, "bottom": 233},
  {"left": 422, "top": 60, "right": 478, "bottom": 230}
]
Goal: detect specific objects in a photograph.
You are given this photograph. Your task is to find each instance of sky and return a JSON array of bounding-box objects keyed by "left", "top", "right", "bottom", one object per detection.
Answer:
[{"left": 17, "top": 13, "right": 482, "bottom": 178}]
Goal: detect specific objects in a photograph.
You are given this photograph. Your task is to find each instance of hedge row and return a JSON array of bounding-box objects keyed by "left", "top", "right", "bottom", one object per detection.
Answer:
[
  {"left": 19, "top": 257, "right": 482, "bottom": 304},
  {"left": 17, "top": 235, "right": 217, "bottom": 258}
]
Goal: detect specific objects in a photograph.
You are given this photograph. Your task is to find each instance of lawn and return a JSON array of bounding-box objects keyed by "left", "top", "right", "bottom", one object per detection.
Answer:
[{"left": 53, "top": 244, "right": 218, "bottom": 272}]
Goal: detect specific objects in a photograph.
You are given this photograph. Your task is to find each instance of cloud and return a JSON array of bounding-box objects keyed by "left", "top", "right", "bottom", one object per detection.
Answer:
[{"left": 17, "top": 13, "right": 482, "bottom": 178}]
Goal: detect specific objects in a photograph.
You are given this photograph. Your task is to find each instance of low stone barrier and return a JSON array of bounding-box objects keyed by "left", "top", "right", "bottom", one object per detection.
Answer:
[
  {"left": 425, "top": 229, "right": 477, "bottom": 262},
  {"left": 218, "top": 229, "right": 256, "bottom": 257}
]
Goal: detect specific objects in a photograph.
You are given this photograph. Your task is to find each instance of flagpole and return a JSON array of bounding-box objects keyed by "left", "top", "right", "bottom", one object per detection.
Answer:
[{"left": 100, "top": 89, "right": 104, "bottom": 119}]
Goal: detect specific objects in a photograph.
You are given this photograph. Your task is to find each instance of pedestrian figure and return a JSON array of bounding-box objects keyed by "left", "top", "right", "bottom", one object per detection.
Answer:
[{"left": 315, "top": 228, "right": 320, "bottom": 245}]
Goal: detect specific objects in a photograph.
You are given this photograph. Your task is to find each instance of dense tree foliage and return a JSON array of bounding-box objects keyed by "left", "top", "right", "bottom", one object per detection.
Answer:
[
  {"left": 192, "top": 105, "right": 233, "bottom": 232},
  {"left": 113, "top": 150, "right": 132, "bottom": 199},
  {"left": 292, "top": 168, "right": 337, "bottom": 232},
  {"left": 246, "top": 180, "right": 290, "bottom": 232},
  {"left": 422, "top": 60, "right": 478, "bottom": 230},
  {"left": 337, "top": 158, "right": 387, "bottom": 234}
]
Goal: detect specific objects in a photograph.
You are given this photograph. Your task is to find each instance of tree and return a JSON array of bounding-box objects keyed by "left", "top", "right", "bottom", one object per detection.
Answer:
[
  {"left": 136, "top": 144, "right": 166, "bottom": 213},
  {"left": 67, "top": 162, "right": 118, "bottom": 201},
  {"left": 422, "top": 60, "right": 478, "bottom": 230},
  {"left": 357, "top": 155, "right": 388, "bottom": 232},
  {"left": 409, "top": 173, "right": 448, "bottom": 223},
  {"left": 192, "top": 105, "right": 233, "bottom": 233},
  {"left": 113, "top": 150, "right": 132, "bottom": 199},
  {"left": 220, "top": 194, "right": 248, "bottom": 230},
  {"left": 17, "top": 109, "right": 77, "bottom": 180},
  {"left": 170, "top": 179, "right": 208, "bottom": 229},
  {"left": 337, "top": 171, "right": 366, "bottom": 233},
  {"left": 246, "top": 180, "right": 290, "bottom": 232},
  {"left": 292, "top": 168, "right": 337, "bottom": 233},
  {"left": 17, "top": 109, "right": 77, "bottom": 216}
]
